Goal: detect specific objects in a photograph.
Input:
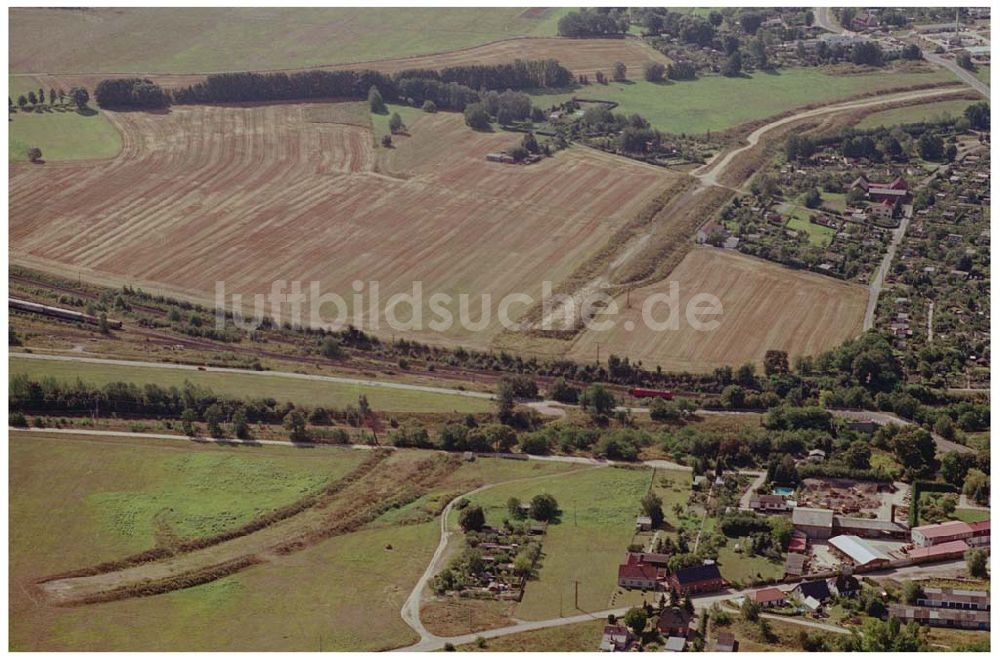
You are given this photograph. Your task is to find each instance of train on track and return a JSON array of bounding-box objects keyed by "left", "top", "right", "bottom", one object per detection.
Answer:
[{"left": 9, "top": 297, "right": 123, "bottom": 329}]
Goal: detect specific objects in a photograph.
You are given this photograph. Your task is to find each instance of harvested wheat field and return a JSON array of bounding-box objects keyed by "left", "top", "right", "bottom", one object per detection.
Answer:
[
  {"left": 24, "top": 37, "right": 669, "bottom": 96},
  {"left": 568, "top": 247, "right": 868, "bottom": 372},
  {"left": 9, "top": 102, "right": 674, "bottom": 348}
]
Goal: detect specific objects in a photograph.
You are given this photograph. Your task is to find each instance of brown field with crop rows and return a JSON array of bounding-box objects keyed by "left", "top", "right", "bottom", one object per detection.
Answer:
[
  {"left": 568, "top": 247, "right": 869, "bottom": 372},
  {"left": 9, "top": 102, "right": 674, "bottom": 349}
]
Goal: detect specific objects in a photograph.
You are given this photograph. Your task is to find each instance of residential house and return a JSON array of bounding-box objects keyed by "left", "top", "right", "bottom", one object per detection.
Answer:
[
  {"left": 599, "top": 624, "right": 634, "bottom": 652},
  {"left": 750, "top": 494, "right": 790, "bottom": 513},
  {"left": 828, "top": 574, "right": 861, "bottom": 598},
  {"left": 617, "top": 553, "right": 666, "bottom": 591},
  {"left": 752, "top": 587, "right": 787, "bottom": 608},
  {"left": 794, "top": 579, "right": 832, "bottom": 605},
  {"left": 656, "top": 607, "right": 693, "bottom": 637}
]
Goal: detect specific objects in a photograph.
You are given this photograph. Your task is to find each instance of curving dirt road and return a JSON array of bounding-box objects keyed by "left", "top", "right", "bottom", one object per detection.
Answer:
[{"left": 693, "top": 86, "right": 973, "bottom": 189}]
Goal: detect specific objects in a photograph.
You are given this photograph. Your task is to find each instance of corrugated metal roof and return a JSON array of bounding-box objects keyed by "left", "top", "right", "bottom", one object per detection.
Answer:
[{"left": 829, "top": 534, "right": 890, "bottom": 566}]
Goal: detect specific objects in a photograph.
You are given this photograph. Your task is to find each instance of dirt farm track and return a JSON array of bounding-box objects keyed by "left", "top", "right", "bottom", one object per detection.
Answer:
[{"left": 9, "top": 103, "right": 670, "bottom": 349}]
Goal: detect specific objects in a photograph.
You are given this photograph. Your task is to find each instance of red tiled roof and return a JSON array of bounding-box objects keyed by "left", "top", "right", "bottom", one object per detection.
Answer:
[
  {"left": 906, "top": 539, "right": 969, "bottom": 560},
  {"left": 752, "top": 587, "right": 786, "bottom": 603},
  {"left": 619, "top": 561, "right": 662, "bottom": 581},
  {"left": 913, "top": 520, "right": 972, "bottom": 538},
  {"left": 969, "top": 520, "right": 990, "bottom": 533}
]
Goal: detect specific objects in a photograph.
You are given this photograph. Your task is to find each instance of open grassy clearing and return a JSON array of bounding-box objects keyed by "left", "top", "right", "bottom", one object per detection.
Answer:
[
  {"left": 9, "top": 431, "right": 365, "bottom": 573},
  {"left": 10, "top": 7, "right": 568, "bottom": 74},
  {"left": 569, "top": 247, "right": 868, "bottom": 373},
  {"left": 785, "top": 205, "right": 835, "bottom": 247},
  {"left": 973, "top": 64, "right": 990, "bottom": 86},
  {"left": 10, "top": 103, "right": 670, "bottom": 350},
  {"left": 12, "top": 523, "right": 440, "bottom": 651},
  {"left": 448, "top": 465, "right": 652, "bottom": 621},
  {"left": 7, "top": 75, "right": 122, "bottom": 162},
  {"left": 459, "top": 618, "right": 606, "bottom": 651},
  {"left": 10, "top": 433, "right": 573, "bottom": 650},
  {"left": 715, "top": 539, "right": 784, "bottom": 587},
  {"left": 856, "top": 98, "right": 977, "bottom": 129},
  {"left": 530, "top": 66, "right": 954, "bottom": 134},
  {"left": 9, "top": 354, "right": 490, "bottom": 413}
]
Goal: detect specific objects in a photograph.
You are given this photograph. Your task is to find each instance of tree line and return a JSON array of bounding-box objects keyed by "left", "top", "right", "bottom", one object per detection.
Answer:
[{"left": 160, "top": 59, "right": 571, "bottom": 112}]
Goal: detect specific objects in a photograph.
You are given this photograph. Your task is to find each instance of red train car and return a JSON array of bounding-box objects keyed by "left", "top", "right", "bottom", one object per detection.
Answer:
[{"left": 630, "top": 387, "right": 674, "bottom": 400}]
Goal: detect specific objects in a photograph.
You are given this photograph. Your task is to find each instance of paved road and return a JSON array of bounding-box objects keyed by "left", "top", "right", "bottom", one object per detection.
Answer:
[
  {"left": 863, "top": 206, "right": 912, "bottom": 330},
  {"left": 398, "top": 559, "right": 968, "bottom": 651},
  {"left": 812, "top": 7, "right": 988, "bottom": 97},
  {"left": 738, "top": 470, "right": 767, "bottom": 511},
  {"left": 831, "top": 409, "right": 975, "bottom": 455},
  {"left": 399, "top": 464, "right": 604, "bottom": 648},
  {"left": 9, "top": 351, "right": 494, "bottom": 401},
  {"left": 924, "top": 51, "right": 990, "bottom": 97},
  {"left": 813, "top": 7, "right": 848, "bottom": 35}
]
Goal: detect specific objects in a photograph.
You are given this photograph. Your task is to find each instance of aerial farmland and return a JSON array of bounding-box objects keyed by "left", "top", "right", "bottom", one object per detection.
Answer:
[{"left": 7, "top": 5, "right": 992, "bottom": 654}]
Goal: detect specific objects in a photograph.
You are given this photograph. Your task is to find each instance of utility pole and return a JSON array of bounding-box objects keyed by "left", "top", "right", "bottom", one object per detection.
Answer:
[{"left": 574, "top": 579, "right": 580, "bottom": 610}]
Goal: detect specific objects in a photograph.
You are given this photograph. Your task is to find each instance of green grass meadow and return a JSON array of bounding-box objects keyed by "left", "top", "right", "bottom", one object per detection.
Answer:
[
  {"left": 857, "top": 98, "right": 977, "bottom": 129},
  {"left": 9, "top": 355, "right": 491, "bottom": 413},
  {"left": 531, "top": 67, "right": 954, "bottom": 134},
  {"left": 9, "top": 432, "right": 365, "bottom": 572},
  {"left": 785, "top": 205, "right": 835, "bottom": 247},
  {"left": 9, "top": 437, "right": 579, "bottom": 651},
  {"left": 8, "top": 76, "right": 122, "bottom": 162},
  {"left": 452, "top": 465, "right": 653, "bottom": 620}
]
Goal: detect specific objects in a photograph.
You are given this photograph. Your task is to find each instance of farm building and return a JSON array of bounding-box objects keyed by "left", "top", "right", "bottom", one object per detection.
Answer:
[
  {"left": 828, "top": 535, "right": 891, "bottom": 569},
  {"left": 788, "top": 530, "right": 808, "bottom": 553},
  {"left": 918, "top": 588, "right": 989, "bottom": 611},
  {"left": 792, "top": 507, "right": 835, "bottom": 539},
  {"left": 712, "top": 632, "right": 737, "bottom": 652},
  {"left": 784, "top": 552, "right": 807, "bottom": 577},
  {"left": 833, "top": 515, "right": 908, "bottom": 539},
  {"left": 599, "top": 624, "right": 635, "bottom": 652},
  {"left": 667, "top": 563, "right": 724, "bottom": 595},
  {"left": 656, "top": 607, "right": 692, "bottom": 637},
  {"left": 911, "top": 519, "right": 990, "bottom": 547},
  {"left": 888, "top": 605, "right": 990, "bottom": 631},
  {"left": 904, "top": 539, "right": 970, "bottom": 563},
  {"left": 485, "top": 152, "right": 515, "bottom": 164},
  {"left": 627, "top": 552, "right": 670, "bottom": 566},
  {"left": 751, "top": 587, "right": 787, "bottom": 608}
]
